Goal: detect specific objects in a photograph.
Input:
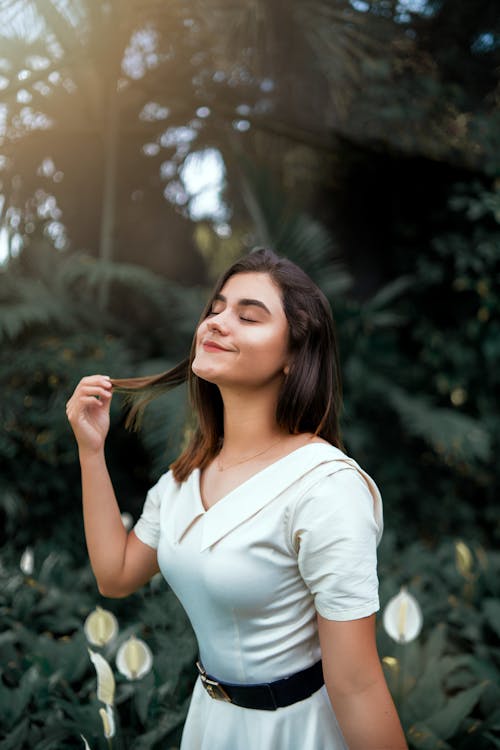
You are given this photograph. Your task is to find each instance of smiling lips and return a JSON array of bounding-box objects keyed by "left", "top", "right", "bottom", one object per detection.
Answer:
[{"left": 202, "top": 340, "right": 233, "bottom": 352}]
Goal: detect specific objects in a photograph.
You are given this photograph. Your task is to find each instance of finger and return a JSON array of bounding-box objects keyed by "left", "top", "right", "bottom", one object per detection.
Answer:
[
  {"left": 77, "top": 396, "right": 108, "bottom": 408},
  {"left": 80, "top": 375, "right": 113, "bottom": 388},
  {"left": 78, "top": 385, "right": 113, "bottom": 400}
]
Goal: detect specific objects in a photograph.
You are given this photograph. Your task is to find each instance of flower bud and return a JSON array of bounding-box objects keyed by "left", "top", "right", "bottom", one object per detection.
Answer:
[
  {"left": 455, "top": 540, "right": 474, "bottom": 581},
  {"left": 99, "top": 704, "right": 115, "bottom": 739},
  {"left": 84, "top": 606, "right": 118, "bottom": 647},
  {"left": 383, "top": 587, "right": 423, "bottom": 644},
  {"left": 116, "top": 635, "right": 153, "bottom": 680},
  {"left": 20, "top": 547, "right": 34, "bottom": 576}
]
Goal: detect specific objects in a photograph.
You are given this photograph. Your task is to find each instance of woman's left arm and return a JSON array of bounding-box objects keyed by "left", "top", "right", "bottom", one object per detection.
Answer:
[{"left": 318, "top": 613, "right": 408, "bottom": 750}]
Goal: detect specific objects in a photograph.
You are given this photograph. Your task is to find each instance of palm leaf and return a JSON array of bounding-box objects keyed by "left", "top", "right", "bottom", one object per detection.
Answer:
[
  {"left": 0, "top": 247, "right": 202, "bottom": 343},
  {"left": 347, "top": 362, "right": 492, "bottom": 464},
  {"left": 237, "top": 159, "right": 352, "bottom": 293}
]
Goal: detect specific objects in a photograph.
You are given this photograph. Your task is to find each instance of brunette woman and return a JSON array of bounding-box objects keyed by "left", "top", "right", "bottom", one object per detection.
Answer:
[{"left": 66, "top": 248, "right": 407, "bottom": 749}]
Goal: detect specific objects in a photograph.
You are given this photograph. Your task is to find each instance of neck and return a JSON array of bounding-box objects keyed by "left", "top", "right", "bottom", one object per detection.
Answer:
[{"left": 219, "top": 385, "right": 286, "bottom": 455}]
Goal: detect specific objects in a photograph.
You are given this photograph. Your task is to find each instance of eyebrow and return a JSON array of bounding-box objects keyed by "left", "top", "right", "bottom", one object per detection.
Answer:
[{"left": 214, "top": 293, "right": 271, "bottom": 315}]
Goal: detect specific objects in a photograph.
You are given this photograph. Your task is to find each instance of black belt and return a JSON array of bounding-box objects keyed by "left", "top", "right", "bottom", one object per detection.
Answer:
[{"left": 196, "top": 659, "right": 324, "bottom": 711}]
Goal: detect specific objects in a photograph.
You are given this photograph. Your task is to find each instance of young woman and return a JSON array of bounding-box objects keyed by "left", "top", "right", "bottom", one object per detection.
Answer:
[{"left": 66, "top": 248, "right": 408, "bottom": 750}]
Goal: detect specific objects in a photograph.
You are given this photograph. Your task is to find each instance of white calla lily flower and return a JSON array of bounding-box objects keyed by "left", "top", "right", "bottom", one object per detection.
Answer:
[
  {"left": 20, "top": 546, "right": 34, "bottom": 576},
  {"left": 99, "top": 704, "right": 116, "bottom": 739},
  {"left": 84, "top": 606, "right": 119, "bottom": 647},
  {"left": 383, "top": 586, "right": 423, "bottom": 644},
  {"left": 88, "top": 649, "right": 115, "bottom": 705},
  {"left": 116, "top": 635, "right": 153, "bottom": 680},
  {"left": 80, "top": 735, "right": 92, "bottom": 750}
]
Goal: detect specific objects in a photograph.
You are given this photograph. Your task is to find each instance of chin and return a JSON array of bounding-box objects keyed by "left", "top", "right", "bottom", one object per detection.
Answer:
[{"left": 192, "top": 360, "right": 219, "bottom": 384}]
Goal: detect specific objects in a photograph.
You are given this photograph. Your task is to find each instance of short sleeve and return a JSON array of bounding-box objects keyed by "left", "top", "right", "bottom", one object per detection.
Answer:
[
  {"left": 291, "top": 467, "right": 382, "bottom": 621},
  {"left": 133, "top": 473, "right": 167, "bottom": 550}
]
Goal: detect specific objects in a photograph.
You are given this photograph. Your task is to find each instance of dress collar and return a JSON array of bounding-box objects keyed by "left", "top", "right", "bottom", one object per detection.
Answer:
[{"left": 173, "top": 443, "right": 367, "bottom": 550}]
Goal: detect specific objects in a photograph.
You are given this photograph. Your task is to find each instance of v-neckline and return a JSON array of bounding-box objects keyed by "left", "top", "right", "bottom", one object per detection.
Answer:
[
  {"left": 172, "top": 441, "right": 362, "bottom": 550},
  {"left": 196, "top": 442, "right": 331, "bottom": 513}
]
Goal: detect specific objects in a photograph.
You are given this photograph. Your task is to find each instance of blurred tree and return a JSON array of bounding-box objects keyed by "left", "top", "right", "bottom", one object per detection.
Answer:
[{"left": 2, "top": 0, "right": 497, "bottom": 282}]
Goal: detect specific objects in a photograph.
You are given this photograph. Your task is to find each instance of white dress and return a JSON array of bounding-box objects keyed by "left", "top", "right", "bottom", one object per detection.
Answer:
[{"left": 134, "top": 443, "right": 384, "bottom": 750}]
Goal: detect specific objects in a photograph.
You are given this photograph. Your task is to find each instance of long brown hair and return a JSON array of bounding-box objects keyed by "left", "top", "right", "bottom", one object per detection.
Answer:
[{"left": 112, "top": 248, "right": 344, "bottom": 481}]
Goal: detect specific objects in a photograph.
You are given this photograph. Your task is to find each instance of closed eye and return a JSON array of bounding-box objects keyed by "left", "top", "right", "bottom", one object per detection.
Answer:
[{"left": 240, "top": 316, "right": 258, "bottom": 323}]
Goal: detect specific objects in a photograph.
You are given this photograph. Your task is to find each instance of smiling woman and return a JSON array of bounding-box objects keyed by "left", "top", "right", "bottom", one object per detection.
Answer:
[{"left": 66, "top": 247, "right": 407, "bottom": 750}]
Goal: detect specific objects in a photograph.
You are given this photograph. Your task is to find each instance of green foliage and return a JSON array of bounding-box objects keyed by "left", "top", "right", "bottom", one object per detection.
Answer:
[
  {"left": 0, "top": 330, "right": 132, "bottom": 546},
  {"left": 335, "top": 179, "right": 499, "bottom": 545},
  {"left": 238, "top": 160, "right": 352, "bottom": 296},
  {"left": 378, "top": 534, "right": 500, "bottom": 749},
  {"left": 0, "top": 549, "right": 197, "bottom": 749},
  {"left": 0, "top": 243, "right": 202, "bottom": 550}
]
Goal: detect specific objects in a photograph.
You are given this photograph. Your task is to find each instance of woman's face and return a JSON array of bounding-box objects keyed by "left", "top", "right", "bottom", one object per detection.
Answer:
[{"left": 192, "top": 271, "right": 290, "bottom": 390}]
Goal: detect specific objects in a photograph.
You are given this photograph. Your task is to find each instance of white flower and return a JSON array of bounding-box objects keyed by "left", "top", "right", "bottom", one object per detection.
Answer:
[
  {"left": 116, "top": 635, "right": 153, "bottom": 680},
  {"left": 84, "top": 606, "right": 119, "bottom": 647},
  {"left": 99, "top": 704, "right": 116, "bottom": 739},
  {"left": 383, "top": 586, "right": 423, "bottom": 644},
  {"left": 20, "top": 546, "right": 34, "bottom": 576},
  {"left": 121, "top": 512, "right": 133, "bottom": 531},
  {"left": 80, "top": 735, "right": 92, "bottom": 750},
  {"left": 88, "top": 649, "right": 115, "bottom": 705}
]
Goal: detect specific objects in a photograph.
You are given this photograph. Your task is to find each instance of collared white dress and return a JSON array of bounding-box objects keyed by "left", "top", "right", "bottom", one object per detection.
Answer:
[{"left": 134, "top": 443, "right": 383, "bottom": 750}]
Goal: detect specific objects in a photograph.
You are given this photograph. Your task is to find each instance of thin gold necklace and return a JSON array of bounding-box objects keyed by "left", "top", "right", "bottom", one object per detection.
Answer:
[{"left": 216, "top": 437, "right": 284, "bottom": 472}]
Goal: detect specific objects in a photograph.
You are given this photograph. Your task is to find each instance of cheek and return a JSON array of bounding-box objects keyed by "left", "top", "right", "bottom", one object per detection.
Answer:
[{"left": 244, "top": 330, "right": 288, "bottom": 365}]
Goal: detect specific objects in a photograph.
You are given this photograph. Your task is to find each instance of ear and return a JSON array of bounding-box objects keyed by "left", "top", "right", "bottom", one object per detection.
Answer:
[{"left": 283, "top": 364, "right": 290, "bottom": 376}]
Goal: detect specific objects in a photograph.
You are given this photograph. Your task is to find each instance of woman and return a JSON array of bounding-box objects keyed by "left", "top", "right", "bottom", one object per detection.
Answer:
[{"left": 66, "top": 248, "right": 408, "bottom": 750}]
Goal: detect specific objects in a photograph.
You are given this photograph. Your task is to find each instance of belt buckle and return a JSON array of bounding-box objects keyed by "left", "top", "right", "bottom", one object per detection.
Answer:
[{"left": 196, "top": 661, "right": 232, "bottom": 702}]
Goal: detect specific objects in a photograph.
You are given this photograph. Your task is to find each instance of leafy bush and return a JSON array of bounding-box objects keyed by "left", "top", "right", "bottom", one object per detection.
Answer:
[
  {"left": 0, "top": 244, "right": 200, "bottom": 553},
  {"left": 378, "top": 533, "right": 500, "bottom": 749},
  {"left": 0, "top": 547, "right": 197, "bottom": 749},
  {"left": 339, "top": 180, "right": 498, "bottom": 547}
]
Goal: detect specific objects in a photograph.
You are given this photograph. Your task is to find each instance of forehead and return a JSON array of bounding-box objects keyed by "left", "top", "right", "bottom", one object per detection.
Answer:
[{"left": 218, "top": 272, "right": 283, "bottom": 311}]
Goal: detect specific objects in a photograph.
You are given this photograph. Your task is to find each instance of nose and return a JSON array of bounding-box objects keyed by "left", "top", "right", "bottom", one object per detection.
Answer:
[{"left": 206, "top": 312, "right": 229, "bottom": 335}]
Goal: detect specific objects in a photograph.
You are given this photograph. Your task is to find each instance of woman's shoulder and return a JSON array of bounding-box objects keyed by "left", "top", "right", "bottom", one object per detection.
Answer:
[
  {"left": 289, "top": 444, "right": 384, "bottom": 545},
  {"left": 148, "top": 467, "right": 184, "bottom": 498},
  {"left": 287, "top": 435, "right": 350, "bottom": 464},
  {"left": 283, "top": 433, "right": 344, "bottom": 455}
]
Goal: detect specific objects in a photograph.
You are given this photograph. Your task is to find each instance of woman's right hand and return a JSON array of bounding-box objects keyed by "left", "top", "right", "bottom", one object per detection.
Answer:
[{"left": 66, "top": 375, "right": 114, "bottom": 455}]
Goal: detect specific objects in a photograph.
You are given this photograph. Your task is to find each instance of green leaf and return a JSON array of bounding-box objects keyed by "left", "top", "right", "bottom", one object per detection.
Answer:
[
  {"left": 425, "top": 682, "right": 488, "bottom": 740},
  {"left": 363, "top": 275, "right": 416, "bottom": 310},
  {"left": 424, "top": 624, "right": 447, "bottom": 664},
  {"left": 134, "top": 698, "right": 191, "bottom": 750},
  {"left": 404, "top": 657, "right": 446, "bottom": 723},
  {"left": 483, "top": 734, "right": 500, "bottom": 749},
  {"left": 0, "top": 718, "right": 30, "bottom": 750},
  {"left": 406, "top": 722, "right": 451, "bottom": 749},
  {"left": 133, "top": 671, "right": 155, "bottom": 725},
  {"left": 362, "top": 372, "right": 492, "bottom": 464}
]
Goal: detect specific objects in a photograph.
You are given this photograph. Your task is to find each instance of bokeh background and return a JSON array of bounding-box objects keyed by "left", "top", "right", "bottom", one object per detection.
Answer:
[{"left": 0, "top": 1, "right": 499, "bottom": 748}]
